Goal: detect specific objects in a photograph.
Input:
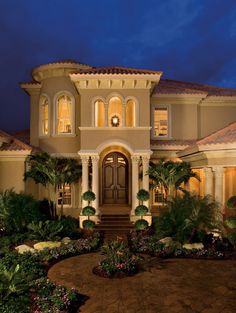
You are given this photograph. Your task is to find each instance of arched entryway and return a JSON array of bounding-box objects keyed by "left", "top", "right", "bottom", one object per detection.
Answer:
[{"left": 102, "top": 152, "right": 128, "bottom": 204}]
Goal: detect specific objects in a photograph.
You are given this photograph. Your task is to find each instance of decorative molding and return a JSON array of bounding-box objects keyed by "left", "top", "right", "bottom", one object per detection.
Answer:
[{"left": 78, "top": 127, "right": 151, "bottom": 131}]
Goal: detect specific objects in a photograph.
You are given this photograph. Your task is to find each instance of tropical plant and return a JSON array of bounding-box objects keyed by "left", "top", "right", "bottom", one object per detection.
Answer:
[
  {"left": 24, "top": 153, "right": 82, "bottom": 219},
  {"left": 59, "top": 216, "right": 80, "bottom": 239},
  {"left": 225, "top": 216, "right": 236, "bottom": 229},
  {"left": 99, "top": 240, "right": 139, "bottom": 276},
  {"left": 154, "top": 193, "right": 221, "bottom": 243},
  {"left": 27, "top": 220, "right": 63, "bottom": 241},
  {"left": 148, "top": 160, "right": 200, "bottom": 201},
  {"left": 0, "top": 189, "right": 42, "bottom": 234},
  {"left": 226, "top": 195, "right": 236, "bottom": 210},
  {"left": 0, "top": 264, "right": 29, "bottom": 301},
  {"left": 135, "top": 219, "right": 149, "bottom": 230}
]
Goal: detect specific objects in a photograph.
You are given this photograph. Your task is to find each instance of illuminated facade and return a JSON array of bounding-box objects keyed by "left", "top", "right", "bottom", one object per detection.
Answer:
[{"left": 1, "top": 60, "right": 236, "bottom": 222}]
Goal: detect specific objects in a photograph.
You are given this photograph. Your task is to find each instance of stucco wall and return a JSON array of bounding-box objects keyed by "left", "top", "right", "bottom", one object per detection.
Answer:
[{"left": 0, "top": 159, "right": 25, "bottom": 192}]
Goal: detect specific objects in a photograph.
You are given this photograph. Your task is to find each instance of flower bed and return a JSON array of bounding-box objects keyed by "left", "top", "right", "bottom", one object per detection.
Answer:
[
  {"left": 0, "top": 231, "right": 101, "bottom": 313},
  {"left": 93, "top": 240, "right": 140, "bottom": 278}
]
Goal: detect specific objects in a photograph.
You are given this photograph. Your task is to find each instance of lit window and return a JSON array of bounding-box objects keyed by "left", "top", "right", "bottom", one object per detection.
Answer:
[
  {"left": 57, "top": 184, "right": 72, "bottom": 207},
  {"left": 40, "top": 96, "right": 49, "bottom": 135},
  {"left": 126, "top": 99, "right": 136, "bottom": 127},
  {"left": 108, "top": 97, "right": 122, "bottom": 127},
  {"left": 154, "top": 107, "right": 168, "bottom": 137},
  {"left": 153, "top": 187, "right": 166, "bottom": 204},
  {"left": 95, "top": 100, "right": 105, "bottom": 127},
  {"left": 57, "top": 95, "right": 72, "bottom": 134}
]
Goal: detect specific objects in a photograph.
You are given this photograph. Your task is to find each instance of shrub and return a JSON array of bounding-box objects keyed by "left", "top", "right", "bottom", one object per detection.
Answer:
[
  {"left": 0, "top": 233, "right": 28, "bottom": 253},
  {"left": 136, "top": 189, "right": 150, "bottom": 202},
  {"left": 225, "top": 216, "right": 236, "bottom": 229},
  {"left": 135, "top": 205, "right": 148, "bottom": 217},
  {"left": 82, "top": 219, "right": 95, "bottom": 230},
  {"left": 82, "top": 191, "right": 96, "bottom": 203},
  {"left": 227, "top": 232, "right": 236, "bottom": 247},
  {"left": 135, "top": 219, "right": 149, "bottom": 230},
  {"left": 59, "top": 215, "right": 80, "bottom": 239},
  {"left": 99, "top": 240, "right": 140, "bottom": 276},
  {"left": 154, "top": 193, "right": 221, "bottom": 243},
  {"left": 27, "top": 220, "right": 63, "bottom": 241},
  {"left": 0, "top": 190, "right": 43, "bottom": 234},
  {"left": 226, "top": 196, "right": 236, "bottom": 209},
  {"left": 82, "top": 206, "right": 96, "bottom": 218}
]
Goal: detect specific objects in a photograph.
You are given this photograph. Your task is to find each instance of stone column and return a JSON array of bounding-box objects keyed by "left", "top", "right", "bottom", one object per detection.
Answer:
[
  {"left": 104, "top": 103, "right": 108, "bottom": 127},
  {"left": 122, "top": 103, "right": 126, "bottom": 127},
  {"left": 91, "top": 155, "right": 100, "bottom": 215},
  {"left": 81, "top": 156, "right": 89, "bottom": 208},
  {"left": 131, "top": 155, "right": 140, "bottom": 215},
  {"left": 204, "top": 167, "right": 213, "bottom": 196},
  {"left": 213, "top": 167, "right": 225, "bottom": 210},
  {"left": 142, "top": 155, "right": 150, "bottom": 208}
]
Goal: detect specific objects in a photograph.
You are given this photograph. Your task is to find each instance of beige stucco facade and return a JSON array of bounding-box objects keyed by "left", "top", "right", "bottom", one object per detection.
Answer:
[{"left": 1, "top": 60, "right": 236, "bottom": 221}]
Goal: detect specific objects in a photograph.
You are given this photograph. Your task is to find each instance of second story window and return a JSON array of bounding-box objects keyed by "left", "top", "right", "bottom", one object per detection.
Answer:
[
  {"left": 56, "top": 94, "right": 73, "bottom": 134},
  {"left": 40, "top": 95, "right": 49, "bottom": 136},
  {"left": 152, "top": 105, "right": 170, "bottom": 138}
]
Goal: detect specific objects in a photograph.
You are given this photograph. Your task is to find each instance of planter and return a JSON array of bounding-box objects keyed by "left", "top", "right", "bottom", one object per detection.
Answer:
[{"left": 92, "top": 265, "right": 138, "bottom": 279}]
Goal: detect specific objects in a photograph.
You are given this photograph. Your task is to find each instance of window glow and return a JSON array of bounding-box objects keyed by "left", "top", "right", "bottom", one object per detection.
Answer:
[
  {"left": 41, "top": 97, "right": 49, "bottom": 135},
  {"left": 154, "top": 108, "right": 168, "bottom": 137},
  {"left": 57, "top": 95, "right": 72, "bottom": 134},
  {"left": 57, "top": 183, "right": 72, "bottom": 206}
]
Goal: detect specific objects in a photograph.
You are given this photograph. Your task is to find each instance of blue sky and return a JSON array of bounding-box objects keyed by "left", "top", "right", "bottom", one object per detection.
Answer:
[{"left": 0, "top": 0, "right": 236, "bottom": 132}]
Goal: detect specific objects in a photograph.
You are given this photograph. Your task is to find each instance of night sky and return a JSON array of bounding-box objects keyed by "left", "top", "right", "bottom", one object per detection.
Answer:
[{"left": 1, "top": 0, "right": 236, "bottom": 132}]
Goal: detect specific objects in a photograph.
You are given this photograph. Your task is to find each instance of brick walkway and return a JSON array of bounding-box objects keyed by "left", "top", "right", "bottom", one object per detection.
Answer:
[{"left": 48, "top": 253, "right": 236, "bottom": 313}]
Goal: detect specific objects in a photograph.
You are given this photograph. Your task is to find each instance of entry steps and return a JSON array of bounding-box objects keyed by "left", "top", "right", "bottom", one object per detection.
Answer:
[{"left": 96, "top": 214, "right": 134, "bottom": 242}]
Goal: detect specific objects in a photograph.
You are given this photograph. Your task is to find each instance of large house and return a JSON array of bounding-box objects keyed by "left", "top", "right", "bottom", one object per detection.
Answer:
[{"left": 1, "top": 60, "right": 236, "bottom": 223}]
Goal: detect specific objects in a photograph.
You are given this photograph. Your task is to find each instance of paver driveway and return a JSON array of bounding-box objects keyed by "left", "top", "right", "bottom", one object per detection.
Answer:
[{"left": 48, "top": 253, "right": 236, "bottom": 313}]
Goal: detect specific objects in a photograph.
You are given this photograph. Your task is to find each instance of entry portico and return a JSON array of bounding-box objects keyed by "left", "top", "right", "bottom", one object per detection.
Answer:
[{"left": 78, "top": 138, "right": 152, "bottom": 218}]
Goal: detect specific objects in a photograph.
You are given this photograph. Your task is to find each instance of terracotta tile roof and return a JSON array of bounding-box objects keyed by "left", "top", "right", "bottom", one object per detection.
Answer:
[
  {"left": 74, "top": 66, "right": 162, "bottom": 75},
  {"left": 151, "top": 139, "right": 196, "bottom": 146},
  {"left": 0, "top": 129, "right": 32, "bottom": 152},
  {"left": 197, "top": 122, "right": 236, "bottom": 146},
  {"left": 36, "top": 59, "right": 92, "bottom": 67},
  {"left": 153, "top": 79, "right": 236, "bottom": 96},
  {"left": 13, "top": 129, "right": 30, "bottom": 145}
]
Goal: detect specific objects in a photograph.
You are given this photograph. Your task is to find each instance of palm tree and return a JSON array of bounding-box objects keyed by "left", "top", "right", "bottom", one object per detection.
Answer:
[
  {"left": 24, "top": 153, "right": 81, "bottom": 219},
  {"left": 148, "top": 160, "right": 200, "bottom": 201}
]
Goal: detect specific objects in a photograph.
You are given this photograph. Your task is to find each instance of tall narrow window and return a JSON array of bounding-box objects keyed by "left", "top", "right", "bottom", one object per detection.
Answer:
[
  {"left": 40, "top": 96, "right": 49, "bottom": 135},
  {"left": 95, "top": 100, "right": 105, "bottom": 127},
  {"left": 153, "top": 107, "right": 168, "bottom": 137},
  {"left": 126, "top": 99, "right": 136, "bottom": 127},
  {"left": 57, "top": 95, "right": 73, "bottom": 134},
  {"left": 108, "top": 96, "right": 122, "bottom": 127},
  {"left": 57, "top": 183, "right": 72, "bottom": 207}
]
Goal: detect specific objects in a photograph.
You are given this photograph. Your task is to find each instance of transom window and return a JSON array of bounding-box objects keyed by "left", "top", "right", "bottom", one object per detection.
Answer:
[
  {"left": 40, "top": 95, "right": 49, "bottom": 136},
  {"left": 57, "top": 183, "right": 72, "bottom": 207},
  {"left": 152, "top": 105, "right": 170, "bottom": 138},
  {"left": 57, "top": 95, "right": 73, "bottom": 134}
]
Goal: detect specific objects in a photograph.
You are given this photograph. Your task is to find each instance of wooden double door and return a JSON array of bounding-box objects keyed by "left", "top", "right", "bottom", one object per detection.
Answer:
[{"left": 103, "top": 152, "right": 128, "bottom": 204}]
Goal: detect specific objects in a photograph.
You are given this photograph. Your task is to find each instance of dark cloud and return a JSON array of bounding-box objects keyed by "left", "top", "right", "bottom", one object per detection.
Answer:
[{"left": 0, "top": 0, "right": 236, "bottom": 132}]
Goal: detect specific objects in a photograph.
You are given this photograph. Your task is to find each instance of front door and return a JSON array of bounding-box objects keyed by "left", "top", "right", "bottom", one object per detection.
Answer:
[{"left": 103, "top": 152, "right": 128, "bottom": 204}]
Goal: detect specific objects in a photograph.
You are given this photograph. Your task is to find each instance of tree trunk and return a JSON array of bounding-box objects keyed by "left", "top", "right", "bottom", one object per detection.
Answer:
[{"left": 60, "top": 184, "right": 65, "bottom": 220}]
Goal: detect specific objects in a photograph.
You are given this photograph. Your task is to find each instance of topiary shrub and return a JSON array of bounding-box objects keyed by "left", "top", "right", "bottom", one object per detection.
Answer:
[
  {"left": 226, "top": 196, "right": 236, "bottom": 209},
  {"left": 82, "top": 206, "right": 96, "bottom": 217},
  {"left": 82, "top": 220, "right": 95, "bottom": 230},
  {"left": 225, "top": 216, "right": 236, "bottom": 229},
  {"left": 135, "top": 219, "right": 148, "bottom": 230},
  {"left": 82, "top": 191, "right": 96, "bottom": 204},
  {"left": 136, "top": 189, "right": 150, "bottom": 203},
  {"left": 135, "top": 205, "right": 148, "bottom": 218}
]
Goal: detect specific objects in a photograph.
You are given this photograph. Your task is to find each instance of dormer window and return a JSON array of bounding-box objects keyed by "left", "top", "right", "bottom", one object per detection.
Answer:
[
  {"left": 55, "top": 93, "right": 75, "bottom": 135},
  {"left": 39, "top": 95, "right": 50, "bottom": 136}
]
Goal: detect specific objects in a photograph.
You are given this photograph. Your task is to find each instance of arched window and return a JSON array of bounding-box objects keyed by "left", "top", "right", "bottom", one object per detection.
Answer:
[
  {"left": 40, "top": 95, "right": 49, "bottom": 135},
  {"left": 56, "top": 94, "right": 74, "bottom": 134},
  {"left": 108, "top": 96, "right": 122, "bottom": 127},
  {"left": 126, "top": 99, "right": 136, "bottom": 127},
  {"left": 95, "top": 100, "right": 105, "bottom": 127}
]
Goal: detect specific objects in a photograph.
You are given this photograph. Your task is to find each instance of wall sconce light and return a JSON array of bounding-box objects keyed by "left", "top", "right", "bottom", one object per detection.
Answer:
[{"left": 111, "top": 115, "right": 120, "bottom": 127}]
